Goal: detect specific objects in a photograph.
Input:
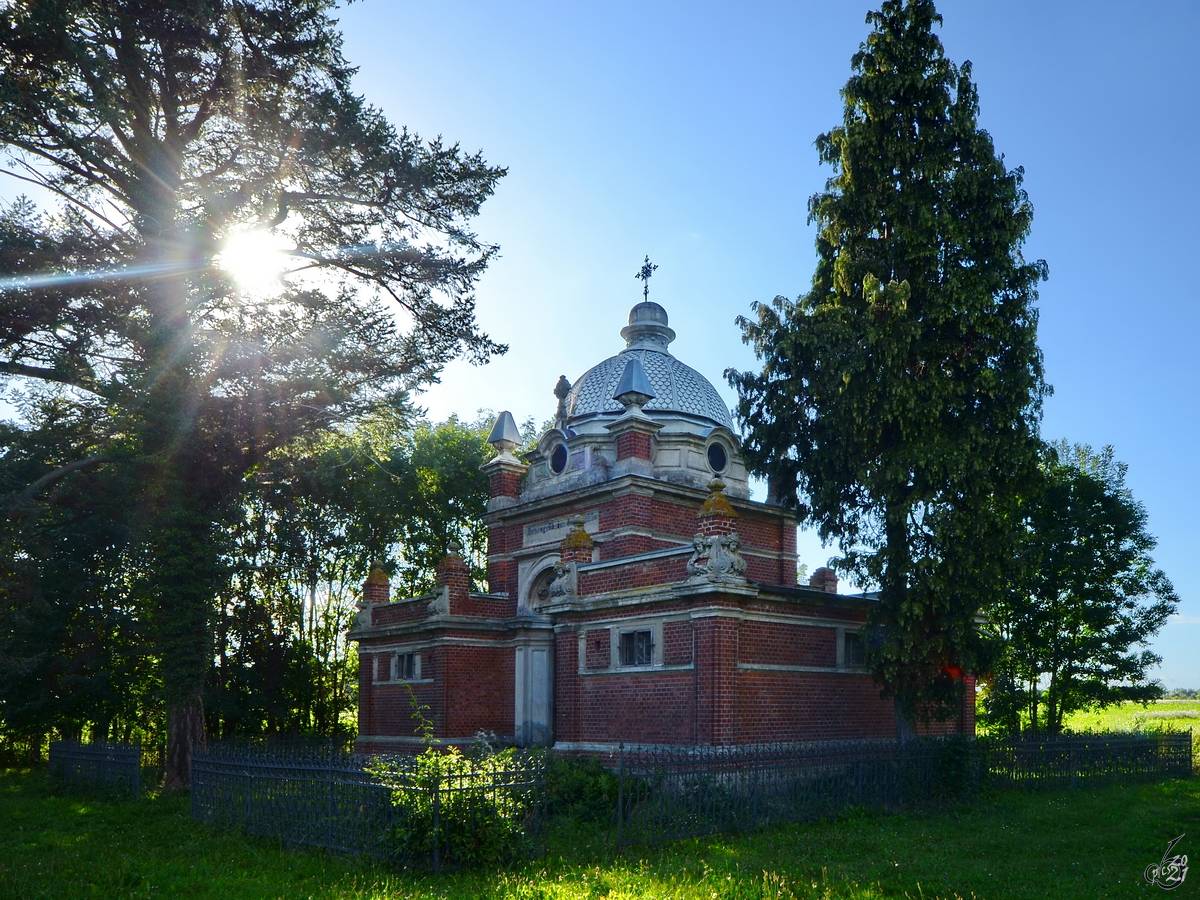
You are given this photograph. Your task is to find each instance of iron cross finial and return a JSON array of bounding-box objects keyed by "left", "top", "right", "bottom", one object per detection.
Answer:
[{"left": 635, "top": 255, "right": 658, "bottom": 302}]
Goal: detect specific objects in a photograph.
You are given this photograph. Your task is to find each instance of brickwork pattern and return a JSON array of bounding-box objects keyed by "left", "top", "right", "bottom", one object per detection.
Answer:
[
  {"left": 662, "top": 621, "right": 693, "bottom": 665},
  {"left": 615, "top": 430, "right": 653, "bottom": 461},
  {"left": 738, "top": 621, "right": 836, "bottom": 668},
  {"left": 370, "top": 600, "right": 431, "bottom": 627},
  {"left": 579, "top": 556, "right": 689, "bottom": 594},
  {"left": 584, "top": 629, "right": 610, "bottom": 669}
]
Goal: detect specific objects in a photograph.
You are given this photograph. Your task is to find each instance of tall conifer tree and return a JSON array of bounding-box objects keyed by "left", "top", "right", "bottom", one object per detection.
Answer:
[
  {"left": 729, "top": 0, "right": 1047, "bottom": 725},
  {"left": 0, "top": 0, "right": 505, "bottom": 784}
]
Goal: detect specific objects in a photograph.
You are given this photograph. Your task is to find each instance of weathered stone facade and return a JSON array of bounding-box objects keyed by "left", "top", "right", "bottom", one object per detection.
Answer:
[{"left": 350, "top": 302, "right": 974, "bottom": 753}]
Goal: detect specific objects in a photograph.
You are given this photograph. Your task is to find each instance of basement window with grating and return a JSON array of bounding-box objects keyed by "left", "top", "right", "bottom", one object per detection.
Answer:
[
  {"left": 843, "top": 631, "right": 866, "bottom": 667},
  {"left": 619, "top": 630, "right": 654, "bottom": 667},
  {"left": 394, "top": 652, "right": 417, "bottom": 681}
]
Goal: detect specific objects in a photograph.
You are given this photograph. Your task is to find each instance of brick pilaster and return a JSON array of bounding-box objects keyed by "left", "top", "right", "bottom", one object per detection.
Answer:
[
  {"left": 559, "top": 515, "right": 594, "bottom": 565},
  {"left": 436, "top": 546, "right": 471, "bottom": 615},
  {"left": 696, "top": 478, "right": 738, "bottom": 536}
]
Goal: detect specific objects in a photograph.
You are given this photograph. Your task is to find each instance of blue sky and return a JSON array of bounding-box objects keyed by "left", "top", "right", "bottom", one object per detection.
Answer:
[
  {"left": 3, "top": 2, "right": 1195, "bottom": 687},
  {"left": 330, "top": 0, "right": 1199, "bottom": 687}
]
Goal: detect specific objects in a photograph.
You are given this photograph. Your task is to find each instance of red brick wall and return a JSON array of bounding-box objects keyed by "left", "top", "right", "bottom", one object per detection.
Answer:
[
  {"left": 584, "top": 629, "right": 610, "bottom": 669},
  {"left": 455, "top": 595, "right": 518, "bottom": 618},
  {"left": 735, "top": 670, "right": 897, "bottom": 742},
  {"left": 371, "top": 600, "right": 430, "bottom": 627},
  {"left": 738, "top": 621, "right": 836, "bottom": 668},
  {"left": 662, "top": 621, "right": 693, "bottom": 665},
  {"left": 598, "top": 493, "right": 653, "bottom": 533},
  {"left": 555, "top": 630, "right": 581, "bottom": 742},
  {"left": 444, "top": 644, "right": 514, "bottom": 736},
  {"left": 579, "top": 556, "right": 689, "bottom": 594},
  {"left": 615, "top": 430, "right": 653, "bottom": 460}
]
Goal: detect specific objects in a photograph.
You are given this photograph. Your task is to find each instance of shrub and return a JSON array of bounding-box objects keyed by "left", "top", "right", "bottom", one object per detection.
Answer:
[
  {"left": 543, "top": 753, "right": 618, "bottom": 822},
  {"left": 372, "top": 746, "right": 540, "bottom": 868}
]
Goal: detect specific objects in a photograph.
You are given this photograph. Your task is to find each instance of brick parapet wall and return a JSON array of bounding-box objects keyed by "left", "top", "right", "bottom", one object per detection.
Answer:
[
  {"left": 597, "top": 533, "right": 677, "bottom": 560},
  {"left": 454, "top": 594, "right": 519, "bottom": 618},
  {"left": 578, "top": 556, "right": 689, "bottom": 594},
  {"left": 370, "top": 599, "right": 433, "bottom": 627}
]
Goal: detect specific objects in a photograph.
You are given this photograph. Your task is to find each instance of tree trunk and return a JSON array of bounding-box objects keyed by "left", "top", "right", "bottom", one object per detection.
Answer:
[
  {"left": 894, "top": 696, "right": 918, "bottom": 745},
  {"left": 163, "top": 695, "right": 206, "bottom": 791}
]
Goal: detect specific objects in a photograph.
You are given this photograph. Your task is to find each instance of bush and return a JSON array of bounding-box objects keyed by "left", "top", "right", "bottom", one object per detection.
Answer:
[
  {"left": 372, "top": 746, "right": 540, "bottom": 869},
  {"left": 543, "top": 753, "right": 618, "bottom": 822}
]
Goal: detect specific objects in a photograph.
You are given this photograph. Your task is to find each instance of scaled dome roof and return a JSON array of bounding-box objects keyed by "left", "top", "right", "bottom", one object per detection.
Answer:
[{"left": 564, "top": 302, "right": 736, "bottom": 431}]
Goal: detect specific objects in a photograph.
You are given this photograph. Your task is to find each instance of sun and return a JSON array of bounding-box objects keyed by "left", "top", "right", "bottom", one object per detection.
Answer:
[{"left": 216, "top": 228, "right": 293, "bottom": 295}]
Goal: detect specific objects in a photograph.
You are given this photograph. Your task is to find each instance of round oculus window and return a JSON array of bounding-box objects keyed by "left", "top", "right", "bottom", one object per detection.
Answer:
[
  {"left": 550, "top": 444, "right": 569, "bottom": 474},
  {"left": 706, "top": 442, "right": 728, "bottom": 473}
]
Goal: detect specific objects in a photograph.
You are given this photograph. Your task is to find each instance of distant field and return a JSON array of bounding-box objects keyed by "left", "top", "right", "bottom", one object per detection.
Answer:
[{"left": 1065, "top": 698, "right": 1200, "bottom": 732}]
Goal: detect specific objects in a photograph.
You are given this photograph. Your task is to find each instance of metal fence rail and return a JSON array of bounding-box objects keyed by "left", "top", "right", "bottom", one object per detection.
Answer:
[
  {"left": 48, "top": 741, "right": 141, "bottom": 798},
  {"left": 190, "top": 744, "right": 546, "bottom": 871},
  {"left": 613, "top": 730, "right": 1192, "bottom": 847}
]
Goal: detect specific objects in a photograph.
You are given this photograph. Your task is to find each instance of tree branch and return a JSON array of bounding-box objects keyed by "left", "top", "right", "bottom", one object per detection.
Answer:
[{"left": 9, "top": 454, "right": 115, "bottom": 501}]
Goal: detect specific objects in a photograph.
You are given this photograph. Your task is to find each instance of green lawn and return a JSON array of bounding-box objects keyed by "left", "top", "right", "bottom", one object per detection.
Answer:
[{"left": 2, "top": 768, "right": 1197, "bottom": 899}]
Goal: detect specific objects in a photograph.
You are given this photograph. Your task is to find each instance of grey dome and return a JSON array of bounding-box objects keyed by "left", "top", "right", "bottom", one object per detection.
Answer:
[{"left": 565, "top": 304, "right": 735, "bottom": 430}]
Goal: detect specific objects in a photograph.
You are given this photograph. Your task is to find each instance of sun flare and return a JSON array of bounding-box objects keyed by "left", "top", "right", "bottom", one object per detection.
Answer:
[{"left": 216, "top": 228, "right": 293, "bottom": 295}]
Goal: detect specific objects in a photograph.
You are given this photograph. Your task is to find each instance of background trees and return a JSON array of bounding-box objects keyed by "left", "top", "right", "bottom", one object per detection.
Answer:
[
  {"left": 729, "top": 0, "right": 1047, "bottom": 726},
  {"left": 0, "top": 413, "right": 493, "bottom": 751},
  {"left": 0, "top": 0, "right": 504, "bottom": 783},
  {"left": 982, "top": 443, "right": 1178, "bottom": 734}
]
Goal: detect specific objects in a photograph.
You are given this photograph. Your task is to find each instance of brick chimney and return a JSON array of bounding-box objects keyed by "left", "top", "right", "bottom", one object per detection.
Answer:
[{"left": 808, "top": 566, "right": 838, "bottom": 593}]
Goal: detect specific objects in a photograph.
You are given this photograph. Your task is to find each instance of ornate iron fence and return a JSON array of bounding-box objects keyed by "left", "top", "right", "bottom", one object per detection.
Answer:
[
  {"left": 48, "top": 741, "right": 141, "bottom": 798},
  {"left": 190, "top": 743, "right": 546, "bottom": 872},
  {"left": 613, "top": 730, "right": 1192, "bottom": 847},
  {"left": 986, "top": 730, "right": 1193, "bottom": 789},
  {"left": 614, "top": 739, "right": 944, "bottom": 846}
]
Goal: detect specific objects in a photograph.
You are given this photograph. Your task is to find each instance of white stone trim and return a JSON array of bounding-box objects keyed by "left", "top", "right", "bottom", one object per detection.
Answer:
[{"left": 737, "top": 662, "right": 869, "bottom": 675}]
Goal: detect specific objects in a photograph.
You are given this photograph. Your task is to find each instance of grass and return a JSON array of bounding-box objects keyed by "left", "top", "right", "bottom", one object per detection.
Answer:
[
  {"left": 2, "top": 767, "right": 1198, "bottom": 899},
  {"left": 1064, "top": 698, "right": 1200, "bottom": 732}
]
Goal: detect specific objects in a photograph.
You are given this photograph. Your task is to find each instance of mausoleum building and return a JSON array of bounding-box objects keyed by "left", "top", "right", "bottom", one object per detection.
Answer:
[{"left": 350, "top": 301, "right": 975, "bottom": 752}]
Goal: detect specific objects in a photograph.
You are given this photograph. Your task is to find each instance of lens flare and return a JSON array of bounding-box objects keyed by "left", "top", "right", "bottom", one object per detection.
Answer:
[{"left": 216, "top": 228, "right": 293, "bottom": 294}]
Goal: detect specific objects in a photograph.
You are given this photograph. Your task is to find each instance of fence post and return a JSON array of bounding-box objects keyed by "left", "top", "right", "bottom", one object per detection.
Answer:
[
  {"left": 616, "top": 743, "right": 625, "bottom": 851},
  {"left": 431, "top": 770, "right": 441, "bottom": 874},
  {"left": 327, "top": 756, "right": 335, "bottom": 851},
  {"left": 752, "top": 744, "right": 760, "bottom": 829}
]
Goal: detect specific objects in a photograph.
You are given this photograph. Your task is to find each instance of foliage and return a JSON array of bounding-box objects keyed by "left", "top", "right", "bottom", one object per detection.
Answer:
[
  {"left": 1, "top": 407, "right": 493, "bottom": 751},
  {"left": 981, "top": 443, "right": 1178, "bottom": 735},
  {"left": 543, "top": 752, "right": 619, "bottom": 822},
  {"left": 204, "top": 414, "right": 491, "bottom": 739},
  {"left": 728, "top": 0, "right": 1047, "bottom": 724},
  {"left": 371, "top": 745, "right": 539, "bottom": 869},
  {"left": 0, "top": 0, "right": 504, "bottom": 782}
]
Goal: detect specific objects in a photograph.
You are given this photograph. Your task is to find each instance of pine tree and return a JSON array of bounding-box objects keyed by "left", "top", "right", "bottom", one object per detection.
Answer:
[
  {"left": 0, "top": 0, "right": 505, "bottom": 785},
  {"left": 729, "top": 0, "right": 1047, "bottom": 726}
]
